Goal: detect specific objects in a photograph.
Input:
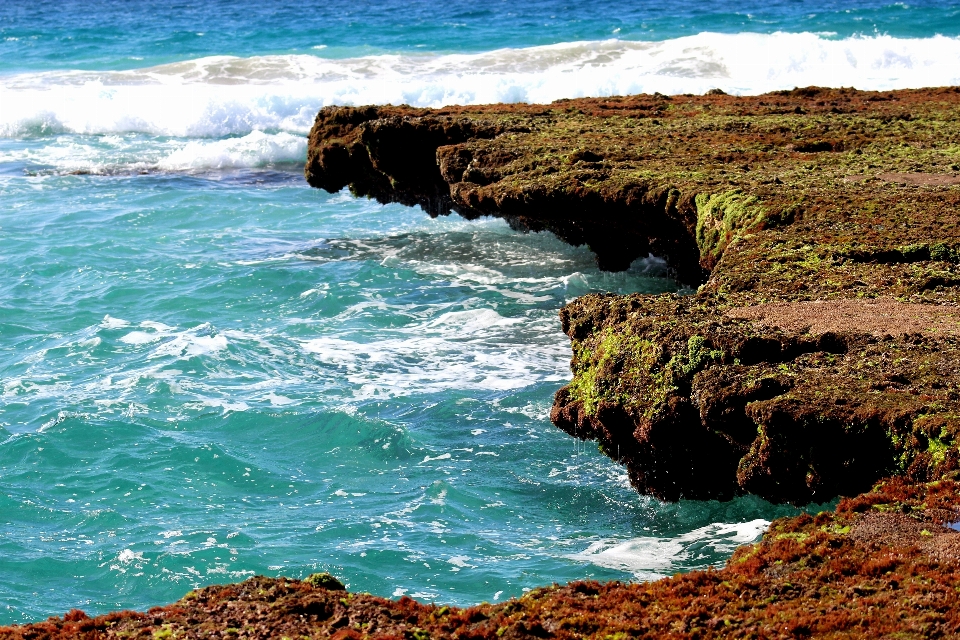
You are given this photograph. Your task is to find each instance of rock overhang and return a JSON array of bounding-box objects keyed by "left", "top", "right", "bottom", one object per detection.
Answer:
[{"left": 305, "top": 86, "right": 960, "bottom": 505}]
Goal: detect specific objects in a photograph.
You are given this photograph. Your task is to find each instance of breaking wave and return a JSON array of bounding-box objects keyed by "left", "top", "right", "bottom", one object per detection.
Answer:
[{"left": 1, "top": 32, "right": 958, "bottom": 139}]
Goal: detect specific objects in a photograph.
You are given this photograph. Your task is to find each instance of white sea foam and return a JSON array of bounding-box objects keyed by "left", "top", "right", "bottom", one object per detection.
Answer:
[
  {"left": 425, "top": 308, "right": 523, "bottom": 334},
  {"left": 100, "top": 315, "right": 131, "bottom": 329},
  {"left": 300, "top": 309, "right": 568, "bottom": 399},
  {"left": 110, "top": 548, "right": 147, "bottom": 573},
  {"left": 119, "top": 330, "right": 164, "bottom": 345},
  {"left": 571, "top": 519, "right": 769, "bottom": 580},
  {"left": 264, "top": 392, "right": 295, "bottom": 406},
  {"left": 202, "top": 398, "right": 250, "bottom": 413},
  {"left": 0, "top": 130, "right": 306, "bottom": 175},
  {"left": 155, "top": 131, "right": 306, "bottom": 171},
  {"left": 140, "top": 321, "right": 177, "bottom": 332},
  {"left": 1, "top": 33, "right": 958, "bottom": 140}
]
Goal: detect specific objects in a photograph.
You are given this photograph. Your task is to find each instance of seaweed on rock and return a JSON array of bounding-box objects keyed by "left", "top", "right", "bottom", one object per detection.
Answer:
[{"left": 306, "top": 87, "right": 960, "bottom": 505}]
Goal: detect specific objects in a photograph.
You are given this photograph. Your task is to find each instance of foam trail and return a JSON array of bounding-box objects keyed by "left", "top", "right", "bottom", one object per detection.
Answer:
[
  {"left": 571, "top": 519, "right": 770, "bottom": 580},
  {"left": 1, "top": 33, "right": 958, "bottom": 139},
  {"left": 0, "top": 131, "right": 306, "bottom": 175},
  {"left": 155, "top": 131, "right": 306, "bottom": 171}
]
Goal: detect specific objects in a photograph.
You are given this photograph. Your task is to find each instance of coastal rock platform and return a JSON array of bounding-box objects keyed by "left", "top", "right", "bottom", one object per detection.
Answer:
[
  {"left": 7, "top": 87, "right": 960, "bottom": 638},
  {"left": 307, "top": 87, "right": 960, "bottom": 505}
]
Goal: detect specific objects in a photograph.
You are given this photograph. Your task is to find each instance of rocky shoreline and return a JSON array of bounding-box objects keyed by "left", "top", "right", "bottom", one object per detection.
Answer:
[
  {"left": 6, "top": 87, "right": 960, "bottom": 638},
  {"left": 6, "top": 479, "right": 960, "bottom": 638},
  {"left": 306, "top": 87, "right": 960, "bottom": 506}
]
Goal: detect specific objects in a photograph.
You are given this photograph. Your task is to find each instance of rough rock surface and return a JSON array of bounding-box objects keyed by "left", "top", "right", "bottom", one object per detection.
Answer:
[
  {"left": 306, "top": 87, "right": 960, "bottom": 505},
  {"left": 6, "top": 478, "right": 960, "bottom": 639}
]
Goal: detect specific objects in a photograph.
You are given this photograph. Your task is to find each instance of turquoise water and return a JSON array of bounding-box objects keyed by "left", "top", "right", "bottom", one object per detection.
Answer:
[
  {"left": 0, "top": 170, "right": 804, "bottom": 622},
  {"left": 1, "top": 0, "right": 956, "bottom": 625}
]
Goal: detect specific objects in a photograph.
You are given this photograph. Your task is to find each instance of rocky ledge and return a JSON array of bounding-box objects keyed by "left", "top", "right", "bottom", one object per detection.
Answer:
[{"left": 306, "top": 87, "right": 960, "bottom": 505}]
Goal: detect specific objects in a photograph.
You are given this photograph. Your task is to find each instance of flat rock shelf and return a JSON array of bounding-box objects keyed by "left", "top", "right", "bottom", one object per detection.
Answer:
[
  {"left": 304, "top": 87, "right": 960, "bottom": 506},
  {"left": 8, "top": 86, "right": 960, "bottom": 638}
]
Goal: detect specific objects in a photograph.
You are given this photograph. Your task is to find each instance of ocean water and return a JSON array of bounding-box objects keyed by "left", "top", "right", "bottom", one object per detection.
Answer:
[{"left": 1, "top": 0, "right": 956, "bottom": 624}]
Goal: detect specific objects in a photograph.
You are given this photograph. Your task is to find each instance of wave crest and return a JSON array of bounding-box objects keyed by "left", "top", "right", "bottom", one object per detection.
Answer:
[
  {"left": 3, "top": 131, "right": 306, "bottom": 175},
  {"left": 1, "top": 32, "right": 958, "bottom": 139}
]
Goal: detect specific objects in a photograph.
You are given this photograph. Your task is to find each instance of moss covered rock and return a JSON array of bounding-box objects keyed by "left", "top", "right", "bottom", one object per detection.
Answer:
[{"left": 306, "top": 87, "right": 960, "bottom": 503}]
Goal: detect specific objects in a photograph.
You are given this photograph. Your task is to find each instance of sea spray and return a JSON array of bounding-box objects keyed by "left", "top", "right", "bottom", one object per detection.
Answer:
[{"left": 3, "top": 34, "right": 960, "bottom": 143}]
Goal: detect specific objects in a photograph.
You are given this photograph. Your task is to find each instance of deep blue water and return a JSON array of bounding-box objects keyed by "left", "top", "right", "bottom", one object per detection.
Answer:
[
  {"left": 2, "top": 0, "right": 960, "bottom": 73},
  {"left": 0, "top": 0, "right": 956, "bottom": 626}
]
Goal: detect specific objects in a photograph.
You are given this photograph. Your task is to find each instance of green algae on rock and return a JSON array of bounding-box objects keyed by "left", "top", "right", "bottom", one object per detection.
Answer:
[{"left": 306, "top": 87, "right": 960, "bottom": 505}]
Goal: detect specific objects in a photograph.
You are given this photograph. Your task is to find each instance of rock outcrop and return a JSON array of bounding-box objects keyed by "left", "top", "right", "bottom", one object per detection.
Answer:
[{"left": 306, "top": 87, "right": 960, "bottom": 505}]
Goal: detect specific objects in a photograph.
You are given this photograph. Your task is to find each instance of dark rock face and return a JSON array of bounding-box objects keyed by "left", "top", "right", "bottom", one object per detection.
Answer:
[
  {"left": 307, "top": 106, "right": 505, "bottom": 216},
  {"left": 552, "top": 294, "right": 960, "bottom": 504},
  {"left": 306, "top": 102, "right": 709, "bottom": 279},
  {"left": 306, "top": 88, "right": 960, "bottom": 506}
]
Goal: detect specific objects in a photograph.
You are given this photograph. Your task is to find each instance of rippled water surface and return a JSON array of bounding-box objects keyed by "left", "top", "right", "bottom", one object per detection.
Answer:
[
  {"left": 0, "top": 169, "right": 810, "bottom": 622},
  {"left": 0, "top": 0, "right": 936, "bottom": 623}
]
